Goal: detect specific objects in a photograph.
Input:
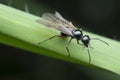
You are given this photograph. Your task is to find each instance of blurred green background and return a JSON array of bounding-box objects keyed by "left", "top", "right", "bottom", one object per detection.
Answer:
[{"left": 0, "top": 0, "right": 120, "bottom": 80}]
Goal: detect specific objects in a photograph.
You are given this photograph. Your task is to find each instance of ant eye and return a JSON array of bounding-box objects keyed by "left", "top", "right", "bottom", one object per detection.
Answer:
[
  {"left": 82, "top": 35, "right": 90, "bottom": 47},
  {"left": 83, "top": 36, "right": 89, "bottom": 41},
  {"left": 82, "top": 35, "right": 90, "bottom": 41}
]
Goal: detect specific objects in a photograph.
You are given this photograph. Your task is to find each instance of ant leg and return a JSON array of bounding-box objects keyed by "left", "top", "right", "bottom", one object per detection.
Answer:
[
  {"left": 77, "top": 40, "right": 91, "bottom": 64},
  {"left": 66, "top": 37, "right": 73, "bottom": 57},
  {"left": 87, "top": 47, "right": 91, "bottom": 64},
  {"left": 38, "top": 35, "right": 61, "bottom": 44},
  {"left": 77, "top": 40, "right": 84, "bottom": 46}
]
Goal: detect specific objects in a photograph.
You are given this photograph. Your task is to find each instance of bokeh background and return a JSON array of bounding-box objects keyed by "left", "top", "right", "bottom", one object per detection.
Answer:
[{"left": 0, "top": 0, "right": 120, "bottom": 80}]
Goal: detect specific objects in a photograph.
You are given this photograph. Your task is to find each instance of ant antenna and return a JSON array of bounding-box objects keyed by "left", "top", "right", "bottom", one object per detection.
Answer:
[
  {"left": 91, "top": 38, "right": 109, "bottom": 46},
  {"left": 87, "top": 45, "right": 91, "bottom": 64}
]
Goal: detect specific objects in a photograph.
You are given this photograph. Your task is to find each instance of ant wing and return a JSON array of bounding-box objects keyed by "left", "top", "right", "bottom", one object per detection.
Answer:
[
  {"left": 36, "top": 19, "right": 74, "bottom": 36},
  {"left": 54, "top": 12, "right": 70, "bottom": 24},
  {"left": 42, "top": 12, "right": 57, "bottom": 22},
  {"left": 36, "top": 12, "right": 77, "bottom": 36},
  {"left": 42, "top": 12, "right": 75, "bottom": 28}
]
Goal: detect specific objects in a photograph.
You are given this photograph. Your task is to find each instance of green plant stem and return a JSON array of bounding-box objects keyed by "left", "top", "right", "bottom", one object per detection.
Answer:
[{"left": 0, "top": 4, "right": 120, "bottom": 75}]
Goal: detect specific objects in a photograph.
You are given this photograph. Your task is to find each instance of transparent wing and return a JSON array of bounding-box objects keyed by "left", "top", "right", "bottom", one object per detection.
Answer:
[
  {"left": 54, "top": 12, "right": 69, "bottom": 24},
  {"left": 36, "top": 19, "right": 73, "bottom": 36},
  {"left": 42, "top": 12, "right": 57, "bottom": 22},
  {"left": 36, "top": 12, "right": 77, "bottom": 36},
  {"left": 42, "top": 12, "right": 75, "bottom": 28},
  {"left": 42, "top": 12, "right": 66, "bottom": 22}
]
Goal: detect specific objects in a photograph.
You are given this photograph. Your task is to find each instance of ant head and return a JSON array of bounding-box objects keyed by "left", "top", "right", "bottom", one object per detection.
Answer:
[
  {"left": 82, "top": 35, "right": 90, "bottom": 47},
  {"left": 72, "top": 29, "right": 83, "bottom": 40}
]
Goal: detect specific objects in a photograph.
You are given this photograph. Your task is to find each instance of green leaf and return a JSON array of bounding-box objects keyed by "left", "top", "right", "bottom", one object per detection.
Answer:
[{"left": 0, "top": 3, "right": 120, "bottom": 75}]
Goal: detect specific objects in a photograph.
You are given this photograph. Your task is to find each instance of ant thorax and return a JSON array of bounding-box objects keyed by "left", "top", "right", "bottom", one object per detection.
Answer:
[{"left": 72, "top": 29, "right": 83, "bottom": 40}]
